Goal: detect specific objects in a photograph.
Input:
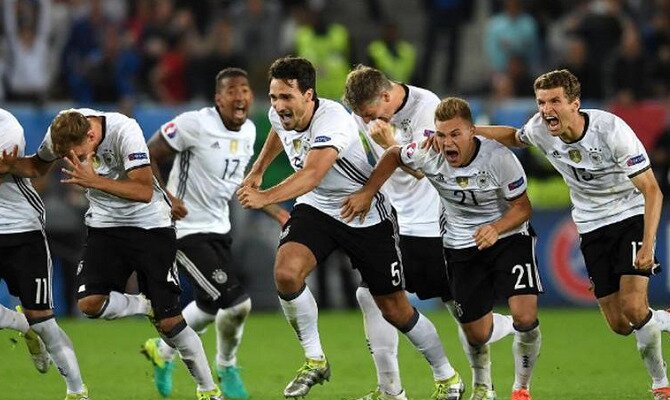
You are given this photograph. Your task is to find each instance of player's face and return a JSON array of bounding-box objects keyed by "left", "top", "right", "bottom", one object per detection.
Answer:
[
  {"left": 434, "top": 116, "right": 476, "bottom": 167},
  {"left": 269, "top": 78, "right": 314, "bottom": 131},
  {"left": 356, "top": 93, "right": 394, "bottom": 123},
  {"left": 67, "top": 131, "right": 97, "bottom": 161},
  {"left": 535, "top": 87, "right": 580, "bottom": 136},
  {"left": 215, "top": 75, "right": 253, "bottom": 131}
]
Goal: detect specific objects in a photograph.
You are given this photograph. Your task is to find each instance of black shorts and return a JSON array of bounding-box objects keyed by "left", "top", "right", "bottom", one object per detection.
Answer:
[
  {"left": 176, "top": 233, "right": 248, "bottom": 313},
  {"left": 0, "top": 230, "right": 53, "bottom": 310},
  {"left": 444, "top": 233, "right": 542, "bottom": 323},
  {"left": 580, "top": 215, "right": 656, "bottom": 298},
  {"left": 400, "top": 235, "right": 451, "bottom": 301},
  {"left": 279, "top": 204, "right": 403, "bottom": 296},
  {"left": 77, "top": 227, "right": 181, "bottom": 320}
]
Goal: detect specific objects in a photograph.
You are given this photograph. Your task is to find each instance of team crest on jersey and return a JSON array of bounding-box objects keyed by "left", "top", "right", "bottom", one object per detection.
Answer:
[
  {"left": 456, "top": 176, "right": 469, "bottom": 188},
  {"left": 588, "top": 148, "right": 603, "bottom": 165},
  {"left": 101, "top": 150, "right": 116, "bottom": 167},
  {"left": 229, "top": 139, "right": 238, "bottom": 154},
  {"left": 212, "top": 269, "right": 228, "bottom": 284},
  {"left": 568, "top": 149, "right": 582, "bottom": 163},
  {"left": 476, "top": 171, "right": 490, "bottom": 188}
]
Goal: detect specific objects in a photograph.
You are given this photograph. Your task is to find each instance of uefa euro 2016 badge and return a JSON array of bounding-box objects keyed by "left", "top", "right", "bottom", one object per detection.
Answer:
[
  {"left": 476, "top": 170, "right": 490, "bottom": 189},
  {"left": 456, "top": 176, "right": 469, "bottom": 188},
  {"left": 568, "top": 149, "right": 582, "bottom": 163},
  {"left": 588, "top": 148, "right": 603, "bottom": 165}
]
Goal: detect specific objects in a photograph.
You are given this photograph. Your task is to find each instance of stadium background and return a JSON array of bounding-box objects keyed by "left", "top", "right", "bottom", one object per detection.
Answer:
[{"left": 1, "top": 0, "right": 670, "bottom": 313}]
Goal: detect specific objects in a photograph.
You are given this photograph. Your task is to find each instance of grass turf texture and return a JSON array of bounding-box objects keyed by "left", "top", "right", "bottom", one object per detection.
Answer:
[{"left": 0, "top": 308, "right": 663, "bottom": 399}]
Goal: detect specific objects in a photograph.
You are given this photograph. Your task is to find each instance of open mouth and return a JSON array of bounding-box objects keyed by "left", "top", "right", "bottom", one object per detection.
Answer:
[
  {"left": 445, "top": 149, "right": 459, "bottom": 163},
  {"left": 233, "top": 105, "right": 247, "bottom": 119},
  {"left": 544, "top": 116, "right": 560, "bottom": 130},
  {"left": 279, "top": 111, "right": 293, "bottom": 125}
]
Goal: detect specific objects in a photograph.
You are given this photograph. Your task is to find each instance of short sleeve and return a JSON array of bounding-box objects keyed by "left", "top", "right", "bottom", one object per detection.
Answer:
[
  {"left": 160, "top": 112, "right": 200, "bottom": 152},
  {"left": 0, "top": 116, "right": 25, "bottom": 155},
  {"left": 494, "top": 148, "right": 527, "bottom": 200},
  {"left": 516, "top": 113, "right": 541, "bottom": 147},
  {"left": 309, "top": 112, "right": 354, "bottom": 152},
  {"left": 399, "top": 141, "right": 429, "bottom": 170},
  {"left": 36, "top": 130, "right": 59, "bottom": 162},
  {"left": 119, "top": 119, "right": 151, "bottom": 171},
  {"left": 609, "top": 116, "right": 651, "bottom": 178}
]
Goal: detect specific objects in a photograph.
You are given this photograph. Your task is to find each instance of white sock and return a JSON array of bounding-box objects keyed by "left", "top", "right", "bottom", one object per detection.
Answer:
[
  {"left": 457, "top": 326, "right": 491, "bottom": 388},
  {"left": 0, "top": 305, "right": 29, "bottom": 333},
  {"left": 164, "top": 324, "right": 217, "bottom": 391},
  {"left": 31, "top": 318, "right": 85, "bottom": 394},
  {"left": 402, "top": 311, "right": 455, "bottom": 381},
  {"left": 490, "top": 313, "right": 515, "bottom": 343},
  {"left": 513, "top": 323, "right": 541, "bottom": 390},
  {"left": 216, "top": 298, "right": 252, "bottom": 367},
  {"left": 279, "top": 286, "right": 324, "bottom": 360},
  {"left": 652, "top": 309, "right": 670, "bottom": 333},
  {"left": 635, "top": 313, "right": 669, "bottom": 389},
  {"left": 99, "top": 292, "right": 151, "bottom": 319},
  {"left": 357, "top": 287, "right": 402, "bottom": 395},
  {"left": 182, "top": 301, "right": 216, "bottom": 334}
]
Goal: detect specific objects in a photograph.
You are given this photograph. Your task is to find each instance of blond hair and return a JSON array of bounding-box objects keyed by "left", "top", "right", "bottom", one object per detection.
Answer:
[
  {"left": 434, "top": 97, "right": 473, "bottom": 124},
  {"left": 50, "top": 110, "right": 90, "bottom": 156},
  {"left": 343, "top": 65, "right": 392, "bottom": 113}
]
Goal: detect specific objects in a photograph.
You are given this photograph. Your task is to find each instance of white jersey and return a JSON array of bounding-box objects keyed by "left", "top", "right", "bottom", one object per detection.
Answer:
[
  {"left": 269, "top": 98, "right": 391, "bottom": 227},
  {"left": 400, "top": 137, "right": 529, "bottom": 249},
  {"left": 161, "top": 107, "right": 255, "bottom": 239},
  {"left": 0, "top": 109, "right": 44, "bottom": 233},
  {"left": 354, "top": 85, "right": 441, "bottom": 237},
  {"left": 37, "top": 108, "right": 172, "bottom": 229},
  {"left": 517, "top": 109, "right": 648, "bottom": 233}
]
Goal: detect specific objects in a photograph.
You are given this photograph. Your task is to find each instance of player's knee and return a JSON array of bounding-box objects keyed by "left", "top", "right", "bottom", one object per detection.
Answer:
[
  {"left": 512, "top": 314, "right": 538, "bottom": 330},
  {"left": 77, "top": 295, "right": 106, "bottom": 318},
  {"left": 274, "top": 263, "right": 304, "bottom": 291},
  {"left": 463, "top": 328, "right": 490, "bottom": 346}
]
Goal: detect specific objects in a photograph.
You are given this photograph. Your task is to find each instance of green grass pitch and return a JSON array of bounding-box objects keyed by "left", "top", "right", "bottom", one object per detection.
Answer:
[{"left": 0, "top": 308, "right": 663, "bottom": 399}]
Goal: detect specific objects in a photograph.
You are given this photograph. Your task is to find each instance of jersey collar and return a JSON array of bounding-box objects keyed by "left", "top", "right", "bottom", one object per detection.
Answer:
[
  {"left": 295, "top": 97, "right": 320, "bottom": 133},
  {"left": 560, "top": 111, "right": 589, "bottom": 144}
]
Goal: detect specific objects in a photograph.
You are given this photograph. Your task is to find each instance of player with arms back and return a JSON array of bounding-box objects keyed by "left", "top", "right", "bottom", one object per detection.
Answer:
[
  {"left": 140, "top": 67, "right": 288, "bottom": 400},
  {"left": 342, "top": 97, "right": 542, "bottom": 400},
  {"left": 477, "top": 69, "right": 670, "bottom": 400},
  {"left": 0, "top": 108, "right": 223, "bottom": 400},
  {"left": 237, "top": 56, "right": 464, "bottom": 400},
  {"left": 0, "top": 108, "right": 88, "bottom": 400},
  {"left": 343, "top": 65, "right": 514, "bottom": 400}
]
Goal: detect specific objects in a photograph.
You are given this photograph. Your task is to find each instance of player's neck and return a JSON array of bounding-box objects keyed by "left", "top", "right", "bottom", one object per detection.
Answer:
[
  {"left": 559, "top": 112, "right": 586, "bottom": 142},
  {"left": 87, "top": 117, "right": 104, "bottom": 147},
  {"left": 296, "top": 99, "right": 316, "bottom": 131},
  {"left": 390, "top": 83, "right": 406, "bottom": 115}
]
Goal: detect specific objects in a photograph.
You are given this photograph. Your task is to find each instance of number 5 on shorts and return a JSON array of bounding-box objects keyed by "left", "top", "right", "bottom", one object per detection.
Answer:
[{"left": 390, "top": 261, "right": 401, "bottom": 287}]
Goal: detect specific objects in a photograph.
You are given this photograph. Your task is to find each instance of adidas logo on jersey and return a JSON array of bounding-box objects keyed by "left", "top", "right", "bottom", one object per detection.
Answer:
[{"left": 211, "top": 141, "right": 221, "bottom": 149}]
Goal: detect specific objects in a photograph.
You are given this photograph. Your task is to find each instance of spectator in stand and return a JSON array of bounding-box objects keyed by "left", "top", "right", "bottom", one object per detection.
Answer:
[
  {"left": 485, "top": 0, "right": 541, "bottom": 75},
  {"left": 416, "top": 0, "right": 473, "bottom": 92},
  {"left": 367, "top": 21, "right": 417, "bottom": 83},
  {"left": 608, "top": 30, "right": 649, "bottom": 103},
  {"left": 3, "top": 0, "right": 52, "bottom": 103}
]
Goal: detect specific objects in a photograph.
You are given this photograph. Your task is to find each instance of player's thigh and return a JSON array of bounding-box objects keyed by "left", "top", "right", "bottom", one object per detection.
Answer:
[
  {"left": 444, "top": 246, "right": 494, "bottom": 323},
  {"left": 77, "top": 227, "right": 132, "bottom": 298},
  {"left": 494, "top": 234, "right": 542, "bottom": 301},
  {"left": 613, "top": 215, "right": 657, "bottom": 279},
  {"left": 133, "top": 227, "right": 181, "bottom": 320},
  {"left": 0, "top": 231, "right": 53, "bottom": 310},
  {"left": 343, "top": 218, "right": 403, "bottom": 297},
  {"left": 176, "top": 233, "right": 247, "bottom": 313},
  {"left": 277, "top": 204, "right": 337, "bottom": 277},
  {"left": 400, "top": 235, "right": 451, "bottom": 301}
]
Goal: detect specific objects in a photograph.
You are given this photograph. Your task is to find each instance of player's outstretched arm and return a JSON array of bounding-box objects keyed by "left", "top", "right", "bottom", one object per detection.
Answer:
[
  {"left": 61, "top": 151, "right": 154, "bottom": 203},
  {"left": 630, "top": 168, "right": 663, "bottom": 270},
  {"left": 242, "top": 128, "right": 283, "bottom": 189},
  {"left": 147, "top": 131, "right": 187, "bottom": 219},
  {"left": 238, "top": 146, "right": 338, "bottom": 210},
  {"left": 341, "top": 146, "right": 403, "bottom": 223},
  {"left": 0, "top": 146, "right": 52, "bottom": 178},
  {"left": 474, "top": 192, "right": 532, "bottom": 250},
  {"left": 475, "top": 125, "right": 525, "bottom": 148}
]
